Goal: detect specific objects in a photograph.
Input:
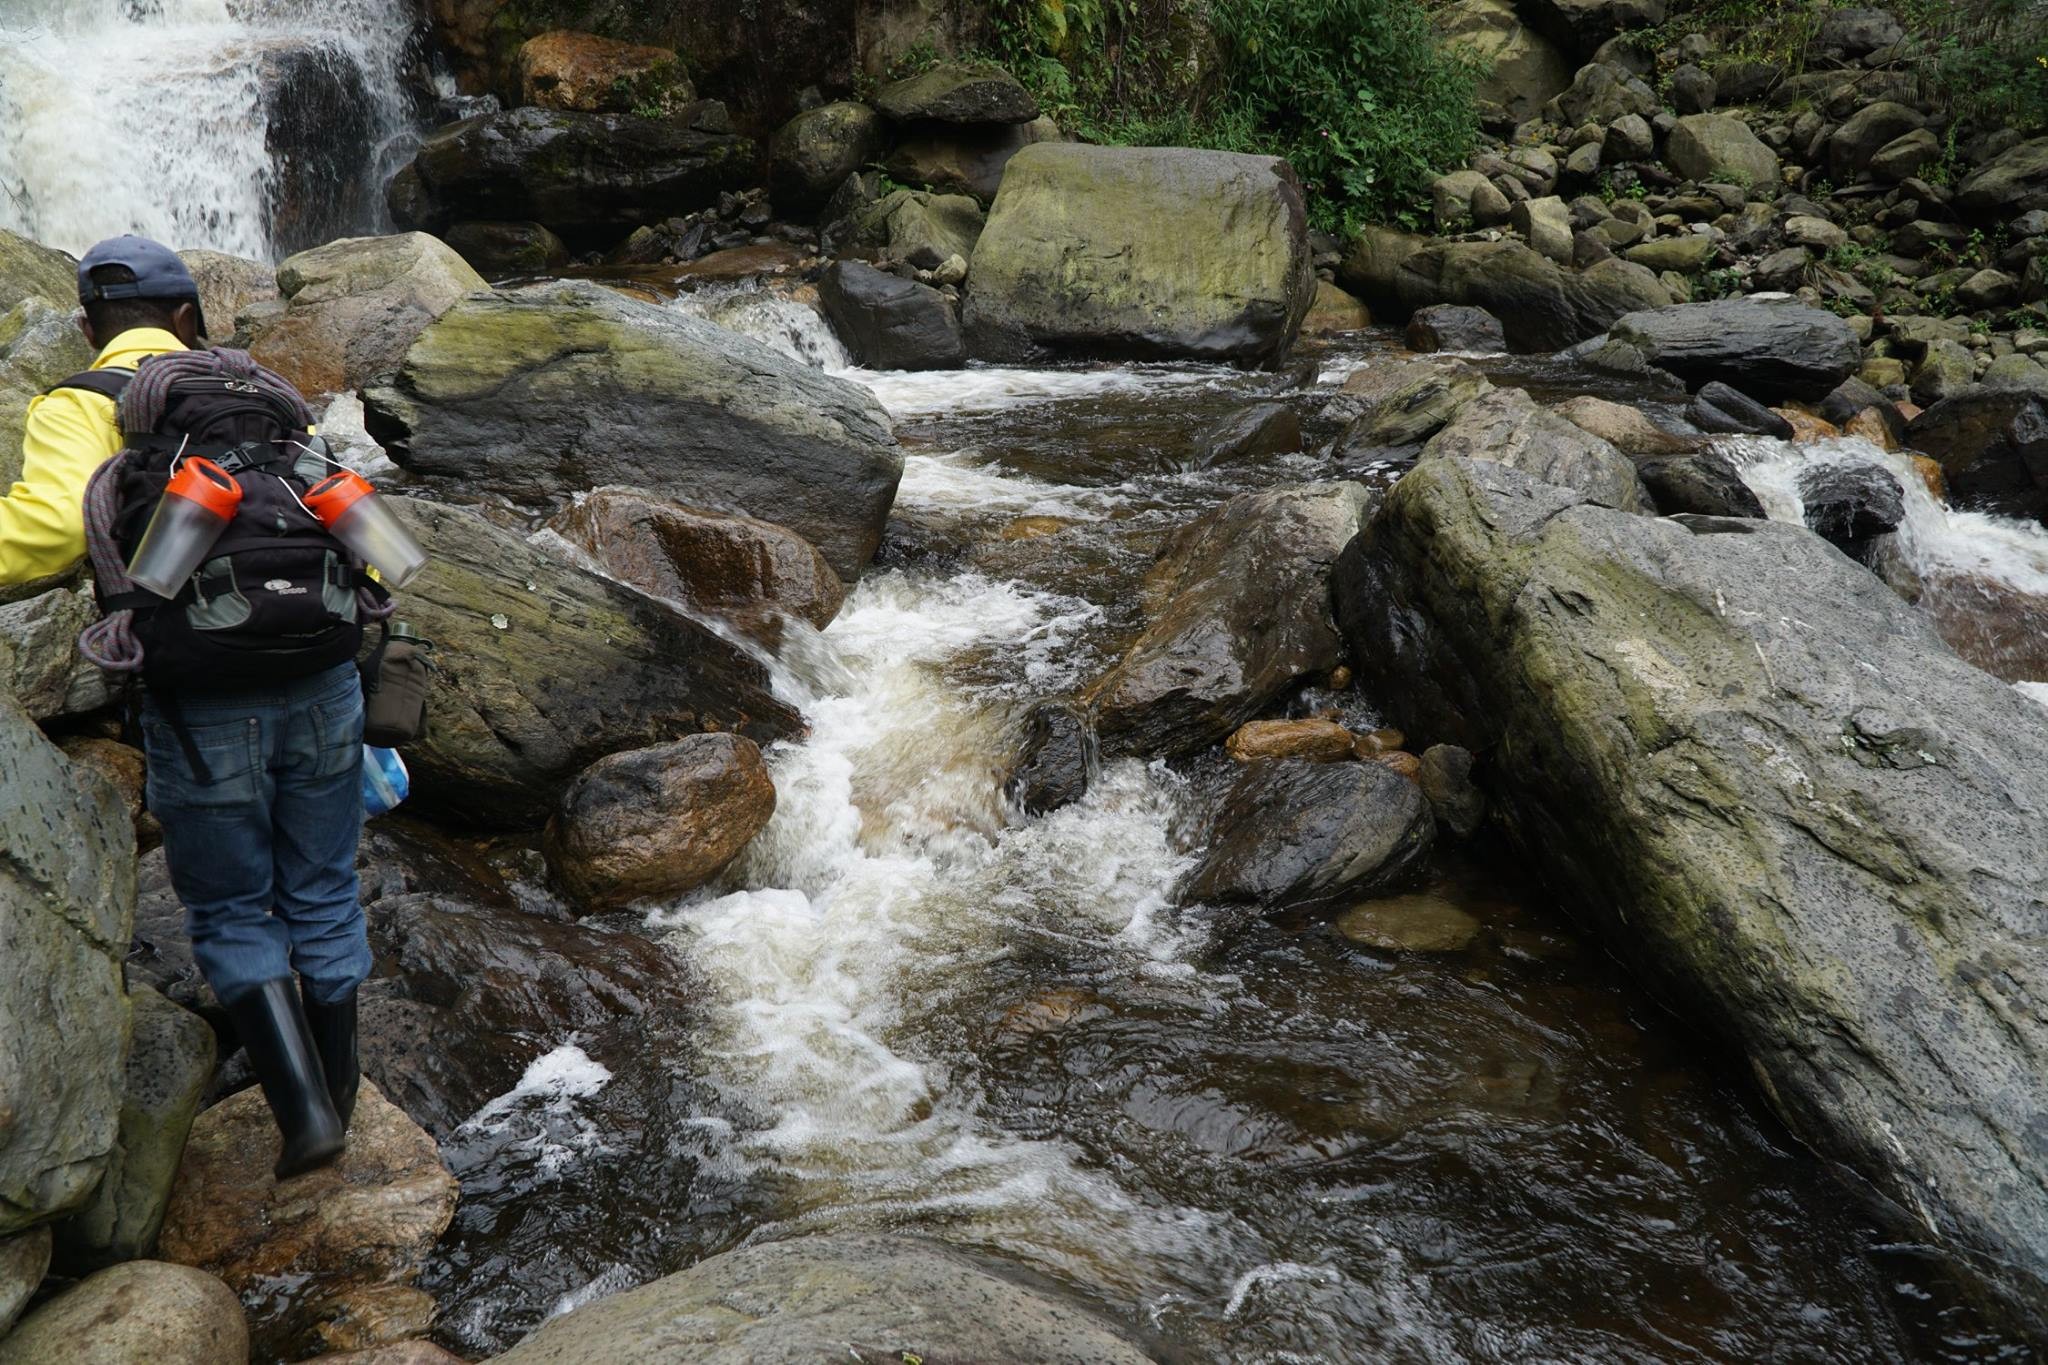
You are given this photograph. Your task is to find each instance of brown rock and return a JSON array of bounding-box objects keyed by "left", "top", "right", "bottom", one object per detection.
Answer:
[
  {"left": 1844, "top": 406, "right": 1901, "bottom": 452},
  {"left": 1300, "top": 280, "right": 1372, "bottom": 335},
  {"left": 517, "top": 30, "right": 693, "bottom": 114},
  {"left": 177, "top": 249, "right": 279, "bottom": 345},
  {"left": 1908, "top": 453, "right": 1947, "bottom": 500},
  {"left": 1337, "top": 894, "right": 1482, "bottom": 952},
  {"left": 1774, "top": 407, "right": 1841, "bottom": 443},
  {"left": 157, "top": 1080, "right": 458, "bottom": 1360},
  {"left": 1371, "top": 750, "right": 1424, "bottom": 780},
  {"left": 1552, "top": 394, "right": 1696, "bottom": 455},
  {"left": 543, "top": 734, "right": 776, "bottom": 911},
  {"left": 57, "top": 737, "right": 144, "bottom": 826},
  {"left": 0, "top": 1261, "right": 246, "bottom": 1365},
  {"left": 1353, "top": 727, "right": 1406, "bottom": 756},
  {"left": 1000, "top": 515, "right": 1074, "bottom": 541},
  {"left": 1327, "top": 665, "right": 1354, "bottom": 690},
  {"left": 548, "top": 486, "right": 846, "bottom": 648},
  {"left": 310, "top": 1343, "right": 469, "bottom": 1365},
  {"left": 1224, "top": 718, "right": 1356, "bottom": 764},
  {"left": 997, "top": 987, "right": 1103, "bottom": 1039}
]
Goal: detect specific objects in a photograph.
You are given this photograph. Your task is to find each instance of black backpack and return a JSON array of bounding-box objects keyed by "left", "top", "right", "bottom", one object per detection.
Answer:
[{"left": 59, "top": 356, "right": 371, "bottom": 693}]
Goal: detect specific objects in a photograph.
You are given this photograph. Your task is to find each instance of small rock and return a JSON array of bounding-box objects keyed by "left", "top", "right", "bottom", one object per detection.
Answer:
[
  {"left": 1775, "top": 407, "right": 1842, "bottom": 443},
  {"left": 0, "top": 1261, "right": 246, "bottom": 1365},
  {"left": 1354, "top": 728, "right": 1406, "bottom": 755},
  {"left": 1981, "top": 354, "right": 2048, "bottom": 396},
  {"left": 307, "top": 1343, "right": 469, "bottom": 1364},
  {"left": 1006, "top": 701, "right": 1095, "bottom": 816},
  {"left": 1784, "top": 215, "right": 1847, "bottom": 251},
  {"left": 544, "top": 735, "right": 776, "bottom": 910},
  {"left": 1553, "top": 394, "right": 1696, "bottom": 454},
  {"left": 1913, "top": 340, "right": 1979, "bottom": 406},
  {"left": 1604, "top": 113, "right": 1655, "bottom": 163},
  {"left": 0, "top": 1227, "right": 50, "bottom": 1336},
  {"left": 1189, "top": 402, "right": 1302, "bottom": 466},
  {"left": 1957, "top": 269, "right": 2020, "bottom": 310},
  {"left": 1690, "top": 381, "right": 1795, "bottom": 437},
  {"left": 1224, "top": 719, "right": 1356, "bottom": 764},
  {"left": 1637, "top": 449, "right": 1770, "bottom": 518},
  {"left": 1405, "top": 304, "right": 1506, "bottom": 353},
  {"left": 1000, "top": 515, "right": 1074, "bottom": 540},
  {"left": 819, "top": 258, "right": 965, "bottom": 371},
  {"left": 1510, "top": 195, "right": 1575, "bottom": 265},
  {"left": 1300, "top": 280, "right": 1372, "bottom": 335},
  {"left": 1669, "top": 63, "right": 1716, "bottom": 114},
  {"left": 1870, "top": 128, "right": 1940, "bottom": 181},
  {"left": 1328, "top": 665, "right": 1355, "bottom": 690},
  {"left": 1754, "top": 245, "right": 1813, "bottom": 292},
  {"left": 1624, "top": 234, "right": 1717, "bottom": 272},
  {"left": 1799, "top": 461, "right": 1906, "bottom": 561},
  {"left": 1371, "top": 750, "right": 1425, "bottom": 781},
  {"left": 1337, "top": 894, "right": 1483, "bottom": 953},
  {"left": 1418, "top": 744, "right": 1486, "bottom": 837}
]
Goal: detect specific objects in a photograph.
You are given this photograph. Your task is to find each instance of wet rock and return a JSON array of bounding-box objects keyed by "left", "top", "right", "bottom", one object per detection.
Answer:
[
  {"left": 1665, "top": 113, "right": 1778, "bottom": 187},
  {"left": 1903, "top": 391, "right": 2048, "bottom": 517},
  {"left": 1689, "top": 381, "right": 1795, "bottom": 438},
  {"left": 1798, "top": 461, "right": 1904, "bottom": 561},
  {"left": 310, "top": 1344, "right": 469, "bottom": 1365},
  {"left": 964, "top": 145, "right": 1315, "bottom": 366},
  {"left": 1552, "top": 394, "right": 1695, "bottom": 454},
  {"left": 516, "top": 31, "right": 692, "bottom": 114},
  {"left": 768, "top": 102, "right": 886, "bottom": 210},
  {"left": 53, "top": 985, "right": 214, "bottom": 1270},
  {"left": 1224, "top": 718, "right": 1356, "bottom": 763},
  {"left": 818, "top": 260, "right": 965, "bottom": 372},
  {"left": 1418, "top": 744, "right": 1486, "bottom": 838},
  {"left": 874, "top": 63, "right": 1038, "bottom": 125},
  {"left": 1189, "top": 402, "right": 1301, "bottom": 466},
  {"left": 371, "top": 498, "right": 801, "bottom": 827},
  {"left": 1406, "top": 303, "right": 1505, "bottom": 354},
  {"left": 403, "top": 105, "right": 754, "bottom": 247},
  {"left": 883, "top": 116, "right": 1060, "bottom": 205},
  {"left": 1337, "top": 894, "right": 1482, "bottom": 952},
  {"left": 0, "top": 686, "right": 133, "bottom": 1237},
  {"left": 1336, "top": 453, "right": 2048, "bottom": 1333},
  {"left": 1300, "top": 280, "right": 1372, "bottom": 335},
  {"left": 1608, "top": 297, "right": 1860, "bottom": 401},
  {"left": 442, "top": 221, "right": 570, "bottom": 278},
  {"left": 176, "top": 248, "right": 279, "bottom": 345},
  {"left": 1433, "top": 0, "right": 1573, "bottom": 124},
  {"left": 364, "top": 280, "right": 900, "bottom": 583},
  {"left": 544, "top": 735, "right": 775, "bottom": 911},
  {"left": 1005, "top": 701, "right": 1096, "bottom": 816},
  {"left": 547, "top": 486, "right": 845, "bottom": 645},
  {"left": 1086, "top": 482, "right": 1372, "bottom": 759},
  {"left": 845, "top": 189, "right": 985, "bottom": 269},
  {"left": 1184, "top": 759, "right": 1434, "bottom": 916},
  {"left": 1370, "top": 749, "right": 1425, "bottom": 781},
  {"left": 1776, "top": 407, "right": 1842, "bottom": 443},
  {"left": 159, "top": 1080, "right": 457, "bottom": 1360},
  {"left": 1956, "top": 136, "right": 2048, "bottom": 219},
  {"left": 1844, "top": 406, "right": 1904, "bottom": 451},
  {"left": 248, "top": 232, "right": 484, "bottom": 399},
  {"left": 1828, "top": 102, "right": 1923, "bottom": 182},
  {"left": 1635, "top": 450, "right": 1768, "bottom": 518},
  {"left": 1341, "top": 357, "right": 1493, "bottom": 448},
  {"left": 1421, "top": 386, "right": 1648, "bottom": 511},
  {"left": 0, "top": 1227, "right": 49, "bottom": 1336},
  {"left": 486, "top": 1232, "right": 1151, "bottom": 1365},
  {"left": 0, "top": 297, "right": 94, "bottom": 490},
  {"left": 0, "top": 1261, "right": 245, "bottom": 1365}
]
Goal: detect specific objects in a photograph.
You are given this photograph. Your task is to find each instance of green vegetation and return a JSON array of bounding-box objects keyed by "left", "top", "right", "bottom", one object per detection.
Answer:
[{"left": 983, "top": 0, "right": 1482, "bottom": 232}]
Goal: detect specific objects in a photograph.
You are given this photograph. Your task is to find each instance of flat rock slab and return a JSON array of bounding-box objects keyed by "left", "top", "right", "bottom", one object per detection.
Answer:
[{"left": 485, "top": 1233, "right": 1153, "bottom": 1364}]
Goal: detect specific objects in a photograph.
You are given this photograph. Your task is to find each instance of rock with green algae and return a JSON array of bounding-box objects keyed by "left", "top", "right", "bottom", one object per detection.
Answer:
[
  {"left": 963, "top": 143, "right": 1317, "bottom": 366},
  {"left": 484, "top": 1233, "right": 1155, "bottom": 1365},
  {"left": 370, "top": 496, "right": 802, "bottom": 828},
  {"left": 362, "top": 280, "right": 901, "bottom": 583},
  {"left": 873, "top": 61, "right": 1040, "bottom": 124},
  {"left": 846, "top": 187, "right": 985, "bottom": 268},
  {"left": 0, "top": 226, "right": 76, "bottom": 315},
  {"left": 1335, "top": 455, "right": 2048, "bottom": 1336},
  {"left": 767, "top": 100, "right": 886, "bottom": 210}
]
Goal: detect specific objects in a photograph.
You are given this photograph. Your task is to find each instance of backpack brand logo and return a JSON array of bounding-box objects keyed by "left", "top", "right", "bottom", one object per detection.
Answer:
[{"left": 264, "top": 579, "right": 307, "bottom": 595}]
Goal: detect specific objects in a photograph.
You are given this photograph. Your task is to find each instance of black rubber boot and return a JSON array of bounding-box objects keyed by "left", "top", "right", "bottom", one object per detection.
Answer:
[
  {"left": 301, "top": 983, "right": 359, "bottom": 1129},
  {"left": 224, "top": 977, "right": 345, "bottom": 1179}
]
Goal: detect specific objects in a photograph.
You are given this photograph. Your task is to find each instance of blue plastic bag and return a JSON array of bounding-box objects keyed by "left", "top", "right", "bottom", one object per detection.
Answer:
[{"left": 363, "top": 745, "right": 410, "bottom": 817}]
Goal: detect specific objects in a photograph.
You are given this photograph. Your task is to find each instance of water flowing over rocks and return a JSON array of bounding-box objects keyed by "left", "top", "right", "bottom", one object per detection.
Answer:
[
  {"left": 363, "top": 280, "right": 901, "bottom": 582},
  {"left": 376, "top": 498, "right": 801, "bottom": 828},
  {"left": 0, "top": 1260, "right": 246, "bottom": 1365},
  {"left": 964, "top": 144, "right": 1315, "bottom": 365},
  {"left": 1336, "top": 455, "right": 2048, "bottom": 1334},
  {"left": 159, "top": 1080, "right": 459, "bottom": 1359},
  {"left": 1902, "top": 391, "right": 2048, "bottom": 519},
  {"left": 1085, "top": 482, "right": 1372, "bottom": 759},
  {"left": 484, "top": 1233, "right": 1156, "bottom": 1365}
]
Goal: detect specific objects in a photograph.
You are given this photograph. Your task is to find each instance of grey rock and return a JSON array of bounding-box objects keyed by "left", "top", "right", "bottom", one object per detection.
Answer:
[
  {"left": 1892, "top": 219, "right": 1970, "bottom": 259},
  {"left": 1084, "top": 483, "right": 1372, "bottom": 758},
  {"left": 1006, "top": 701, "right": 1096, "bottom": 816},
  {"left": 1797, "top": 460, "right": 1904, "bottom": 560},
  {"left": 0, "top": 297, "right": 94, "bottom": 492},
  {"left": 1815, "top": 6, "right": 1905, "bottom": 59},
  {"left": 1185, "top": 759, "right": 1435, "bottom": 915},
  {"left": 1421, "top": 386, "right": 1648, "bottom": 510},
  {"left": 1435, "top": 0, "right": 1575, "bottom": 124},
  {"left": 1957, "top": 268, "right": 2019, "bottom": 310},
  {"left": 1609, "top": 297, "right": 1861, "bottom": 400},
  {"left": 1189, "top": 402, "right": 1302, "bottom": 466},
  {"left": 1418, "top": 744, "right": 1486, "bottom": 838},
  {"left": 0, "top": 1261, "right": 245, "bottom": 1365},
  {"left": 1755, "top": 245, "right": 1813, "bottom": 291},
  {"left": 1550, "top": 61, "right": 1661, "bottom": 126},
  {"left": 1405, "top": 303, "right": 1506, "bottom": 353},
  {"left": 767, "top": 101, "right": 885, "bottom": 210},
  {"left": 1347, "top": 358, "right": 1493, "bottom": 447},
  {"left": 1665, "top": 113, "right": 1779, "bottom": 188},
  {"left": 486, "top": 1233, "right": 1151, "bottom": 1365},
  {"left": 1520, "top": 0, "right": 1667, "bottom": 59},
  {"left": 1829, "top": 102, "right": 1925, "bottom": 183},
  {"left": 364, "top": 280, "right": 901, "bottom": 583},
  {"left": 1635, "top": 449, "right": 1768, "bottom": 517},
  {"left": 0, "top": 579, "right": 110, "bottom": 721},
  {"left": 0, "top": 1227, "right": 49, "bottom": 1336},
  {"left": 1669, "top": 62, "right": 1716, "bottom": 114},
  {"left": 1912, "top": 339, "right": 1979, "bottom": 407},
  {"left": 1334, "top": 455, "right": 2048, "bottom": 1336},
  {"left": 1604, "top": 113, "right": 1655, "bottom": 162},
  {"left": 1783, "top": 214, "right": 1847, "bottom": 251},
  {"left": 1433, "top": 169, "right": 1513, "bottom": 230},
  {"left": 1870, "top": 128, "right": 1940, "bottom": 182},
  {"left": 1689, "top": 380, "right": 1795, "bottom": 437},
  {"left": 1956, "top": 136, "right": 2048, "bottom": 218},
  {"left": 883, "top": 116, "right": 1059, "bottom": 205},
  {"left": 819, "top": 260, "right": 965, "bottom": 372},
  {"left": 1981, "top": 353, "right": 2048, "bottom": 396},
  {"left": 874, "top": 63, "right": 1039, "bottom": 125},
  {"left": 849, "top": 188, "right": 985, "bottom": 269}
]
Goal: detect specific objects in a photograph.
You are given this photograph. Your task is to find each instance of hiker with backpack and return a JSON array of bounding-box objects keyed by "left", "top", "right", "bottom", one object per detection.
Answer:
[{"left": 2, "top": 236, "right": 382, "bottom": 1178}]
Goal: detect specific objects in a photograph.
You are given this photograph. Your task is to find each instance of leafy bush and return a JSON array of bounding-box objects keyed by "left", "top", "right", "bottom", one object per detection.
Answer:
[{"left": 986, "top": 0, "right": 1481, "bottom": 232}]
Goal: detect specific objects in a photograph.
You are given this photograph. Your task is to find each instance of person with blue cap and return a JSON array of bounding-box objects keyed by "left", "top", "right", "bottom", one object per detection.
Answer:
[{"left": 0, "top": 235, "right": 206, "bottom": 587}]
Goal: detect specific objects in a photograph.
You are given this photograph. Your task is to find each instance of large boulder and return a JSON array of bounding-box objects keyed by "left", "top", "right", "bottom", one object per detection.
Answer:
[
  {"left": 363, "top": 280, "right": 901, "bottom": 582},
  {"left": 1828, "top": 101, "right": 1924, "bottom": 183},
  {"left": 176, "top": 248, "right": 279, "bottom": 345},
  {"left": 1903, "top": 391, "right": 2048, "bottom": 518},
  {"left": 52, "top": 985, "right": 214, "bottom": 1270},
  {"left": 963, "top": 144, "right": 1315, "bottom": 366},
  {"left": 1183, "top": 759, "right": 1434, "bottom": 916},
  {"left": 0, "top": 1228, "right": 47, "bottom": 1336},
  {"left": 844, "top": 188, "right": 986, "bottom": 268},
  {"left": 543, "top": 734, "right": 776, "bottom": 911},
  {"left": 1606, "top": 298, "right": 1861, "bottom": 401},
  {"left": 0, "top": 298, "right": 93, "bottom": 492},
  {"left": 372, "top": 498, "right": 802, "bottom": 827},
  {"left": 515, "top": 30, "right": 693, "bottom": 114},
  {"left": 882, "top": 116, "right": 1060, "bottom": 205},
  {"left": 159, "top": 1080, "right": 458, "bottom": 1359},
  {"left": 0, "top": 687, "right": 134, "bottom": 1236},
  {"left": 547, "top": 486, "right": 846, "bottom": 645},
  {"left": 1335, "top": 455, "right": 2048, "bottom": 1336},
  {"left": 1664, "top": 113, "right": 1780, "bottom": 188},
  {"left": 1084, "top": 482, "right": 1370, "bottom": 758},
  {"left": 248, "top": 232, "right": 484, "bottom": 399},
  {"left": 1517, "top": 0, "right": 1666, "bottom": 57},
  {"left": 0, "top": 227, "right": 77, "bottom": 315},
  {"left": 768, "top": 102, "right": 887, "bottom": 210},
  {"left": 818, "top": 260, "right": 966, "bottom": 372},
  {"left": 1956, "top": 136, "right": 2048, "bottom": 219},
  {"left": 442, "top": 220, "right": 571, "bottom": 278},
  {"left": 0, "top": 1261, "right": 245, "bottom": 1365},
  {"left": 873, "top": 62, "right": 1038, "bottom": 124},
  {"left": 401, "top": 105, "right": 754, "bottom": 246},
  {"left": 1419, "top": 386, "right": 1648, "bottom": 510},
  {"left": 1434, "top": 0, "right": 1573, "bottom": 124},
  {"left": 485, "top": 1233, "right": 1152, "bottom": 1365}
]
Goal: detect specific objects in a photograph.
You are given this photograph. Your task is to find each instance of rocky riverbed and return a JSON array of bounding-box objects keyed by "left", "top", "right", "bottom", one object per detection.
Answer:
[{"left": 3, "top": 0, "right": 2048, "bottom": 1361}]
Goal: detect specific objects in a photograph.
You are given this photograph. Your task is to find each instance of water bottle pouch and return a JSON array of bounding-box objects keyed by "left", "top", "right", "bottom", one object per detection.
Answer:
[{"left": 361, "top": 631, "right": 432, "bottom": 747}]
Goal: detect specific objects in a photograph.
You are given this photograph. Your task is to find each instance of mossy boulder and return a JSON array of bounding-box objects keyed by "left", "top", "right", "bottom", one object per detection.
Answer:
[
  {"left": 872, "top": 61, "right": 1038, "bottom": 125},
  {"left": 767, "top": 101, "right": 886, "bottom": 211},
  {"left": 1435, "top": 0, "right": 1573, "bottom": 124},
  {"left": 964, "top": 144, "right": 1315, "bottom": 366},
  {"left": 846, "top": 189, "right": 985, "bottom": 269}
]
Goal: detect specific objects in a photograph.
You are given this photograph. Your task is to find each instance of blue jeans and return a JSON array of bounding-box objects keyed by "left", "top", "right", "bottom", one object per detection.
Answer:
[{"left": 141, "top": 661, "right": 372, "bottom": 1005}]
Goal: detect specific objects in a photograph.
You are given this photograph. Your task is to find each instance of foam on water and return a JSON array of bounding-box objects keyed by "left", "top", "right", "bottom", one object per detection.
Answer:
[
  {"left": 457, "top": 1044, "right": 615, "bottom": 1183},
  {"left": 668, "top": 286, "right": 853, "bottom": 370}
]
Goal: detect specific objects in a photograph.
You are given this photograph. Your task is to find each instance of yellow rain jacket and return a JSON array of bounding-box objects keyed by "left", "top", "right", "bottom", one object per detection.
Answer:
[{"left": 0, "top": 326, "right": 187, "bottom": 587}]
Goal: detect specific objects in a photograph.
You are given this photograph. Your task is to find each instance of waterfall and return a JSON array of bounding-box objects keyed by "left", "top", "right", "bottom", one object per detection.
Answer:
[{"left": 0, "top": 0, "right": 424, "bottom": 261}]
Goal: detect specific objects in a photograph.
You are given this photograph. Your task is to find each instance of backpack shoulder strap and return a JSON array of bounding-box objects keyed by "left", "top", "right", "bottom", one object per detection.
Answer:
[{"left": 46, "top": 369, "right": 135, "bottom": 403}]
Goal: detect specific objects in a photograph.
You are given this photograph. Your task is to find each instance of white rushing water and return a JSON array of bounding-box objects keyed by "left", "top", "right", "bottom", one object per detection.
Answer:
[{"left": 0, "top": 0, "right": 419, "bottom": 258}]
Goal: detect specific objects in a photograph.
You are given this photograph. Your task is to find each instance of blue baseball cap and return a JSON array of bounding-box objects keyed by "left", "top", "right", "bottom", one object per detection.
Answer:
[{"left": 77, "top": 235, "right": 207, "bottom": 337}]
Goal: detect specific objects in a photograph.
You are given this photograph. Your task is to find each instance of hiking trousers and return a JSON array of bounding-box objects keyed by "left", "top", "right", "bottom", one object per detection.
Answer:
[{"left": 140, "top": 661, "right": 373, "bottom": 1005}]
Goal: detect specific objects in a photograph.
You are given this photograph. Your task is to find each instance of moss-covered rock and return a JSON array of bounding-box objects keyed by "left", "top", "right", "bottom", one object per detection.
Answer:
[
  {"left": 847, "top": 188, "right": 985, "bottom": 268},
  {"left": 873, "top": 61, "right": 1038, "bottom": 125},
  {"left": 515, "top": 29, "right": 693, "bottom": 113},
  {"left": 767, "top": 101, "right": 886, "bottom": 211},
  {"left": 0, "top": 227, "right": 76, "bottom": 316}
]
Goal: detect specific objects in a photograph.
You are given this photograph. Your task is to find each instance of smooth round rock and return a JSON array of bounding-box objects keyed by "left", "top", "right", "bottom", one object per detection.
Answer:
[
  {"left": 1338, "top": 894, "right": 1484, "bottom": 953},
  {"left": 0, "top": 1261, "right": 246, "bottom": 1365}
]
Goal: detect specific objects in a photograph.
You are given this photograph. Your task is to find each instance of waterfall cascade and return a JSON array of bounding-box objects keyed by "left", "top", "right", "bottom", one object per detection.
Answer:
[{"left": 0, "top": 0, "right": 424, "bottom": 261}]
